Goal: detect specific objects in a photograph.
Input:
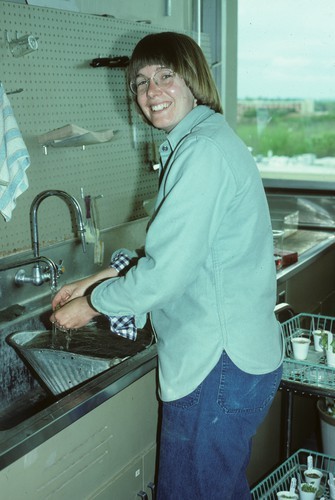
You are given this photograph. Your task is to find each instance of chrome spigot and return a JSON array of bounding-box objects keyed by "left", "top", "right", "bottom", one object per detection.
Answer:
[
  {"left": 30, "top": 190, "right": 86, "bottom": 258},
  {"left": 0, "top": 255, "right": 60, "bottom": 289},
  {"left": 14, "top": 256, "right": 63, "bottom": 288}
]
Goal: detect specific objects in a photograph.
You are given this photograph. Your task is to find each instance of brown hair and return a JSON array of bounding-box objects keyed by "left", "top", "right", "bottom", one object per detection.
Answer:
[{"left": 127, "top": 32, "right": 223, "bottom": 115}]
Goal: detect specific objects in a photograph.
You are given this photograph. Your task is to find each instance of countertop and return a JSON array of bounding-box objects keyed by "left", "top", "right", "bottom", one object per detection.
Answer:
[{"left": 277, "top": 229, "right": 335, "bottom": 284}]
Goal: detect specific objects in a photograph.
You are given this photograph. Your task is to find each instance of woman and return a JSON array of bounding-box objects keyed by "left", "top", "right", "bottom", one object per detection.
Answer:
[{"left": 51, "top": 32, "right": 283, "bottom": 499}]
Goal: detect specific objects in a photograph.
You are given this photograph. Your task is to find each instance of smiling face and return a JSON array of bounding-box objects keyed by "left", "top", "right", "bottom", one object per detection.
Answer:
[{"left": 136, "top": 65, "right": 197, "bottom": 133}]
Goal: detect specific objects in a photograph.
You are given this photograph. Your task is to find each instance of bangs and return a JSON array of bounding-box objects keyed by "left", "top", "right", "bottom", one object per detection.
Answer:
[
  {"left": 128, "top": 33, "right": 183, "bottom": 84},
  {"left": 129, "top": 55, "right": 169, "bottom": 80}
]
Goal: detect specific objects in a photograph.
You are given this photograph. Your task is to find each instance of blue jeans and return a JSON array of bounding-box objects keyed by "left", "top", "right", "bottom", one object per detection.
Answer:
[{"left": 156, "top": 351, "right": 282, "bottom": 500}]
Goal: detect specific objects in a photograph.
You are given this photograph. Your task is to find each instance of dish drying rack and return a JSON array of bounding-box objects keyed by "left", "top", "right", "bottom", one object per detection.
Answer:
[
  {"left": 282, "top": 313, "right": 335, "bottom": 391},
  {"left": 278, "top": 307, "right": 335, "bottom": 459},
  {"left": 251, "top": 448, "right": 335, "bottom": 499}
]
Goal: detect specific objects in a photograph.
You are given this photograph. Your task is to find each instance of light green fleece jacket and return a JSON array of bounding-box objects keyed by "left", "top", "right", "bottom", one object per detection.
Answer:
[{"left": 91, "top": 105, "right": 284, "bottom": 402}]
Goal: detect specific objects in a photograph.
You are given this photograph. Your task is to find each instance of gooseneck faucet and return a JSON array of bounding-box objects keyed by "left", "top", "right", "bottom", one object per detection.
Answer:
[
  {"left": 0, "top": 190, "right": 87, "bottom": 289},
  {"left": 30, "top": 190, "right": 86, "bottom": 258}
]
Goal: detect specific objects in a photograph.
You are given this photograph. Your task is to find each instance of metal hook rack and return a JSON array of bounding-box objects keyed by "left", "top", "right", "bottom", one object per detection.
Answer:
[
  {"left": 0, "top": 81, "right": 23, "bottom": 95},
  {"left": 89, "top": 56, "right": 129, "bottom": 68},
  {"left": 7, "top": 88, "right": 24, "bottom": 95}
]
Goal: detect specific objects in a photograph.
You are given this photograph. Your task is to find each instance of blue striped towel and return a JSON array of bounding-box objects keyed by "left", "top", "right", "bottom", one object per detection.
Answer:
[{"left": 0, "top": 83, "right": 30, "bottom": 222}]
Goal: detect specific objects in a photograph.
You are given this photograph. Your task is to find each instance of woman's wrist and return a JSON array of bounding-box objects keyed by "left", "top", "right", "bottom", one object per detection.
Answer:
[{"left": 84, "top": 267, "right": 118, "bottom": 288}]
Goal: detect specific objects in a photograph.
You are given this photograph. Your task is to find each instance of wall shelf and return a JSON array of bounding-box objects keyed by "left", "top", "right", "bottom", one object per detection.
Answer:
[{"left": 37, "top": 124, "right": 118, "bottom": 148}]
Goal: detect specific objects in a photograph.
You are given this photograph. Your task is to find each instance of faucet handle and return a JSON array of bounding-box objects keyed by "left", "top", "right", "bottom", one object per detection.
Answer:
[{"left": 56, "top": 259, "right": 65, "bottom": 277}]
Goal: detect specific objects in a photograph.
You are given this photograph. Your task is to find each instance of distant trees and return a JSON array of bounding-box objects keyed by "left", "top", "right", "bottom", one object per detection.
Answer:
[{"left": 237, "top": 101, "right": 335, "bottom": 158}]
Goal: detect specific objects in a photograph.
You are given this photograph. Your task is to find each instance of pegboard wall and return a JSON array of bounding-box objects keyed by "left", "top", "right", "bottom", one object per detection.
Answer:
[{"left": 0, "top": 1, "right": 211, "bottom": 258}]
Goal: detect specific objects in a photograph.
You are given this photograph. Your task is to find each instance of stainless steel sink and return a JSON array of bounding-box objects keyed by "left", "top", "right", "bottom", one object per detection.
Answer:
[
  {"left": 7, "top": 328, "right": 131, "bottom": 395},
  {"left": 1, "top": 305, "right": 154, "bottom": 429}
]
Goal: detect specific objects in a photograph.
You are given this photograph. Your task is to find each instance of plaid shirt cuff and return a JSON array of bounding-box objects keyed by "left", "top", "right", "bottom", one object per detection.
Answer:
[
  {"left": 108, "top": 251, "right": 137, "bottom": 341},
  {"left": 109, "top": 315, "right": 137, "bottom": 341},
  {"left": 110, "top": 251, "right": 130, "bottom": 273}
]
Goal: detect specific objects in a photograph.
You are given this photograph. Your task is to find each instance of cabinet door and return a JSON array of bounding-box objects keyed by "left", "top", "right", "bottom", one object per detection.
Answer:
[
  {"left": 92, "top": 458, "right": 143, "bottom": 500},
  {"left": 143, "top": 444, "right": 157, "bottom": 496}
]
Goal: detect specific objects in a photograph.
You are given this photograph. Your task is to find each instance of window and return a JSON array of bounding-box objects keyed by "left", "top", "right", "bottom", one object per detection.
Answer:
[{"left": 237, "top": 0, "right": 335, "bottom": 189}]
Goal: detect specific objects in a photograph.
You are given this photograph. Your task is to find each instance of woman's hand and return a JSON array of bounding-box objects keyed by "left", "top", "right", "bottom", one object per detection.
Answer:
[
  {"left": 50, "top": 296, "right": 100, "bottom": 330},
  {"left": 51, "top": 278, "right": 91, "bottom": 310},
  {"left": 51, "top": 267, "right": 119, "bottom": 311}
]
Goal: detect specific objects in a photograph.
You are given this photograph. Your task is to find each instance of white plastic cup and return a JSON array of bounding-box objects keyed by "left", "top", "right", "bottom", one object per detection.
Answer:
[
  {"left": 276, "top": 492, "right": 298, "bottom": 499},
  {"left": 291, "top": 337, "right": 310, "bottom": 360},
  {"left": 325, "top": 331, "right": 335, "bottom": 367},
  {"left": 328, "top": 478, "right": 335, "bottom": 500},
  {"left": 326, "top": 350, "right": 335, "bottom": 368},
  {"left": 304, "top": 468, "right": 323, "bottom": 490},
  {"left": 298, "top": 482, "right": 317, "bottom": 500},
  {"left": 312, "top": 330, "right": 324, "bottom": 352}
]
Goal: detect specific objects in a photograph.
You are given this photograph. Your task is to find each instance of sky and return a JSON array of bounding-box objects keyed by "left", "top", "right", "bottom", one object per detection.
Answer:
[{"left": 238, "top": 0, "right": 335, "bottom": 100}]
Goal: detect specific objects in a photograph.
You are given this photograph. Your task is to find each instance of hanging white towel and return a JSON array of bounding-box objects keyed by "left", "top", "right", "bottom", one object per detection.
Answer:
[{"left": 0, "top": 83, "right": 30, "bottom": 222}]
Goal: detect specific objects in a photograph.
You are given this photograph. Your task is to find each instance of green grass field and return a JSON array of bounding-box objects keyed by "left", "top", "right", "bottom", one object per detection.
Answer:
[{"left": 236, "top": 105, "right": 335, "bottom": 158}]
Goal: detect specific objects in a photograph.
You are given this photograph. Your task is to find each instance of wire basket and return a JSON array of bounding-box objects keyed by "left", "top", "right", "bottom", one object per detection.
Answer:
[
  {"left": 251, "top": 448, "right": 335, "bottom": 499},
  {"left": 281, "top": 313, "right": 335, "bottom": 390}
]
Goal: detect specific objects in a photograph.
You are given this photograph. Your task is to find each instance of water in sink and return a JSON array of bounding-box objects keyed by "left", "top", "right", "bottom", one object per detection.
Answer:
[{"left": 21, "top": 321, "right": 152, "bottom": 359}]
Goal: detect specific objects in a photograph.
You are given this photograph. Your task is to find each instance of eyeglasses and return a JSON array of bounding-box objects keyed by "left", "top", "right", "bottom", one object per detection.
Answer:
[{"left": 130, "top": 68, "right": 175, "bottom": 96}]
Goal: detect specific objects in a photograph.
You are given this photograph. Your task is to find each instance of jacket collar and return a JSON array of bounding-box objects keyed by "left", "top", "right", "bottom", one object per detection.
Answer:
[
  {"left": 166, "top": 105, "right": 215, "bottom": 150},
  {"left": 158, "top": 105, "right": 215, "bottom": 170}
]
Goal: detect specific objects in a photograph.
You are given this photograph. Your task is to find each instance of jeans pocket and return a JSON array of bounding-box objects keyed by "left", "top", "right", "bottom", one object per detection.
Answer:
[
  {"left": 166, "top": 384, "right": 202, "bottom": 409},
  {"left": 217, "top": 355, "right": 282, "bottom": 414}
]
